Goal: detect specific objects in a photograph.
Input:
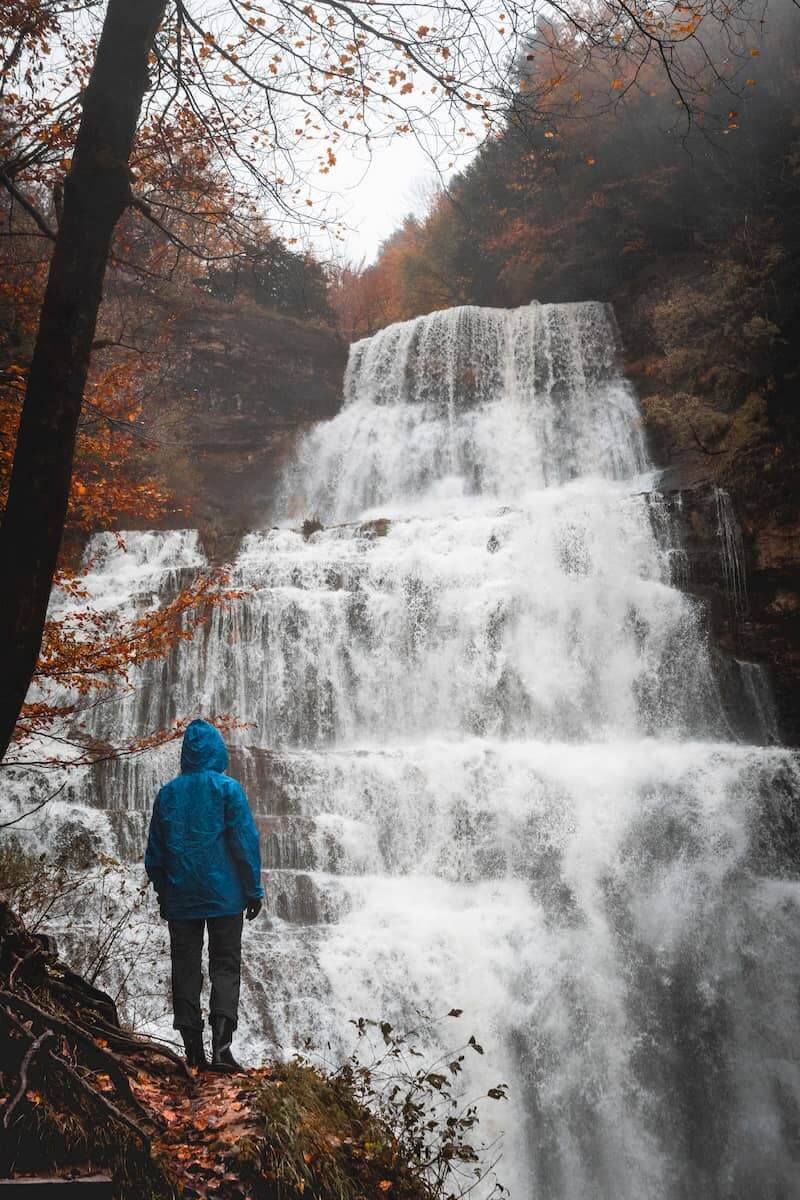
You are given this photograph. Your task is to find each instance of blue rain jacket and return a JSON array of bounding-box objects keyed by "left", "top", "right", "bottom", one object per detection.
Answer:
[{"left": 145, "top": 720, "right": 264, "bottom": 920}]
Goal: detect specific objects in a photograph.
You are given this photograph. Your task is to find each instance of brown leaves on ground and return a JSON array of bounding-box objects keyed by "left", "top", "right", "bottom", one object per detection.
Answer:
[{"left": 131, "top": 1065, "right": 271, "bottom": 1200}]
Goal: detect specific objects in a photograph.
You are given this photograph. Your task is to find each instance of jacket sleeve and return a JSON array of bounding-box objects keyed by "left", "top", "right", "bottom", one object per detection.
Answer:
[
  {"left": 144, "top": 794, "right": 167, "bottom": 895},
  {"left": 225, "top": 781, "right": 264, "bottom": 902}
]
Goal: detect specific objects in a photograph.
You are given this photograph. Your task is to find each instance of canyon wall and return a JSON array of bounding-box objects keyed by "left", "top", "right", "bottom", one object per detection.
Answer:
[{"left": 615, "top": 265, "right": 799, "bottom": 744}]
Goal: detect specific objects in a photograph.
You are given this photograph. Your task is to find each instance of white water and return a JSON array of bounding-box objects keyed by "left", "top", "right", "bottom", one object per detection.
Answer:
[
  {"left": 2, "top": 302, "right": 799, "bottom": 1199},
  {"left": 715, "top": 488, "right": 749, "bottom": 619}
]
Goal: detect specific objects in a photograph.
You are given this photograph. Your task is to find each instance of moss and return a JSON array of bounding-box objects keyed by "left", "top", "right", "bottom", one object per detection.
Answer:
[
  {"left": 231, "top": 1060, "right": 430, "bottom": 1200},
  {"left": 0, "top": 836, "right": 40, "bottom": 891},
  {"left": 301, "top": 517, "right": 324, "bottom": 541}
]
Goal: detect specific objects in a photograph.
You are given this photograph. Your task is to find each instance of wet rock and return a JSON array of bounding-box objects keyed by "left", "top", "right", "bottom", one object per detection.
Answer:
[{"left": 358, "top": 517, "right": 391, "bottom": 539}]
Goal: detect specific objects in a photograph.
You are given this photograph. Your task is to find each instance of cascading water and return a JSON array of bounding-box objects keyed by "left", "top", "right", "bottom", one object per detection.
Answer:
[
  {"left": 715, "top": 488, "right": 749, "bottom": 619},
  {"left": 2, "top": 302, "right": 799, "bottom": 1199}
]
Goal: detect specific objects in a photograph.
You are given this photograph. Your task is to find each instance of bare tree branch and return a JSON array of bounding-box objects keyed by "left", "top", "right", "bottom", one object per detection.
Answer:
[{"left": 0, "top": 169, "right": 56, "bottom": 239}]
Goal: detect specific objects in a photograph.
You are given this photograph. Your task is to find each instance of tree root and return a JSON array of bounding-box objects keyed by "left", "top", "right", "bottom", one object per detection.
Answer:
[
  {"left": 45, "top": 1048, "right": 152, "bottom": 1150},
  {"left": 2, "top": 1028, "right": 54, "bottom": 1129},
  {"left": 48, "top": 965, "right": 120, "bottom": 1026},
  {"left": 0, "top": 989, "right": 183, "bottom": 1119},
  {"left": 2, "top": 1004, "right": 152, "bottom": 1151},
  {"left": 0, "top": 987, "right": 189, "bottom": 1076}
]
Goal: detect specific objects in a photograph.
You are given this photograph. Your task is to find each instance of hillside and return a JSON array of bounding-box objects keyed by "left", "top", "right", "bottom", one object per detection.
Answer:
[{"left": 129, "top": 283, "right": 347, "bottom": 552}]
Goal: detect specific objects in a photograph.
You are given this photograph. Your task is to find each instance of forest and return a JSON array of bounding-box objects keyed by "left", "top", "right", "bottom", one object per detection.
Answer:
[{"left": 1, "top": 1, "right": 799, "bottom": 1198}]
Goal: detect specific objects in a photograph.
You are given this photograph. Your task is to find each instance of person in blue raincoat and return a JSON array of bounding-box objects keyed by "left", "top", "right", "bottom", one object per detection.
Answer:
[{"left": 145, "top": 719, "right": 264, "bottom": 1072}]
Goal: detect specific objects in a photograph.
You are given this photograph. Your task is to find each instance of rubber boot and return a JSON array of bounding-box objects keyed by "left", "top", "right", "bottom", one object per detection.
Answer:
[
  {"left": 179, "top": 1026, "right": 209, "bottom": 1070},
  {"left": 210, "top": 1014, "right": 243, "bottom": 1073}
]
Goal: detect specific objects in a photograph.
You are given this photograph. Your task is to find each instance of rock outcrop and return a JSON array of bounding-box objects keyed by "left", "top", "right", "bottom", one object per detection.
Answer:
[
  {"left": 614, "top": 259, "right": 799, "bottom": 744},
  {"left": 114, "top": 283, "right": 348, "bottom": 548}
]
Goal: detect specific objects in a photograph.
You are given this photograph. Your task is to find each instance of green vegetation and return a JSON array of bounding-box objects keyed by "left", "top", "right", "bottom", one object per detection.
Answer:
[{"left": 237, "top": 1016, "right": 507, "bottom": 1200}]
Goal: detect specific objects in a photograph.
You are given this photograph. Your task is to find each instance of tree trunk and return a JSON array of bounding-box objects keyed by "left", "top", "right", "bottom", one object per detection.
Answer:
[{"left": 0, "top": 0, "right": 168, "bottom": 760}]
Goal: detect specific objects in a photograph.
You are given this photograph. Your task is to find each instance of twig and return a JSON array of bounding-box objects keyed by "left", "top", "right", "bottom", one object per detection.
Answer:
[
  {"left": 0, "top": 169, "right": 57, "bottom": 239},
  {"left": 687, "top": 419, "right": 726, "bottom": 457},
  {"left": 2, "top": 1028, "right": 54, "bottom": 1128},
  {"left": 9, "top": 945, "right": 43, "bottom": 988},
  {"left": 0, "top": 781, "right": 68, "bottom": 831}
]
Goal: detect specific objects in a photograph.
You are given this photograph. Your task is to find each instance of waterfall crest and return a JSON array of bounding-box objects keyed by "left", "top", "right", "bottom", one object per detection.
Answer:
[
  {"left": 280, "top": 303, "right": 647, "bottom": 521},
  {"left": 3, "top": 301, "right": 799, "bottom": 1200}
]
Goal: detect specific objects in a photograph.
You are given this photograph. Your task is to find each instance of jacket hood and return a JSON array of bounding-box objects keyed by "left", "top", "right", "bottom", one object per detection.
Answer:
[{"left": 180, "top": 719, "right": 228, "bottom": 774}]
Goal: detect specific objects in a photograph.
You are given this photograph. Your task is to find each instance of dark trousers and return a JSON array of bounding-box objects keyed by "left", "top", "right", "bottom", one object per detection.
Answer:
[{"left": 168, "top": 913, "right": 243, "bottom": 1031}]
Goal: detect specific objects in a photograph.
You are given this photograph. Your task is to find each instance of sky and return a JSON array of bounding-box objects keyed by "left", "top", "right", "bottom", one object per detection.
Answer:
[
  {"left": 299, "top": 131, "right": 477, "bottom": 266},
  {"left": 272, "top": 69, "right": 487, "bottom": 267},
  {"left": 331, "top": 140, "right": 441, "bottom": 264}
]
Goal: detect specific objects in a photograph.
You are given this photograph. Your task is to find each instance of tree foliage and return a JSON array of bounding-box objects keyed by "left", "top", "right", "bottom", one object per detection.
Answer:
[
  {"left": 333, "top": 2, "right": 800, "bottom": 334},
  {"left": 205, "top": 230, "right": 333, "bottom": 321}
]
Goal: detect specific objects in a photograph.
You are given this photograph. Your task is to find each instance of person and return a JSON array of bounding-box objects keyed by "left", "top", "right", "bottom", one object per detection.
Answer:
[{"left": 144, "top": 718, "right": 264, "bottom": 1072}]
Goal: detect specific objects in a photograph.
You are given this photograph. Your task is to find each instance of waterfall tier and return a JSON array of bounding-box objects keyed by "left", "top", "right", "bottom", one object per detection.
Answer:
[{"left": 280, "top": 303, "right": 648, "bottom": 521}]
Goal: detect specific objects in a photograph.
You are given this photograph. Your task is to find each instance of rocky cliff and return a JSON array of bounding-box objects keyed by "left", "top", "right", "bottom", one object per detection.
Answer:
[
  {"left": 118, "top": 283, "right": 348, "bottom": 553},
  {"left": 615, "top": 253, "right": 799, "bottom": 744}
]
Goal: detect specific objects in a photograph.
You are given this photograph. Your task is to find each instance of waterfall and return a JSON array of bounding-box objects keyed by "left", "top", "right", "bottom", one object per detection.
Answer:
[
  {"left": 715, "top": 488, "right": 749, "bottom": 619},
  {"left": 2, "top": 302, "right": 799, "bottom": 1200}
]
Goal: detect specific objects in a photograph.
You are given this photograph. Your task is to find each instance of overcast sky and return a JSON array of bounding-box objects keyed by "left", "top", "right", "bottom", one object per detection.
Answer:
[
  {"left": 293, "top": 123, "right": 479, "bottom": 266},
  {"left": 334, "top": 141, "right": 434, "bottom": 263}
]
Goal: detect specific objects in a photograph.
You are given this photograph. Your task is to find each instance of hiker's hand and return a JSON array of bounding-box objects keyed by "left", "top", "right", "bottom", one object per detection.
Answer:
[{"left": 246, "top": 899, "right": 263, "bottom": 921}]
